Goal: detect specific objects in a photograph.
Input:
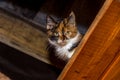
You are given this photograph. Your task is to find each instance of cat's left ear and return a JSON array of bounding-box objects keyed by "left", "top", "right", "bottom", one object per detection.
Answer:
[
  {"left": 46, "top": 16, "right": 56, "bottom": 30},
  {"left": 67, "top": 11, "right": 76, "bottom": 26}
]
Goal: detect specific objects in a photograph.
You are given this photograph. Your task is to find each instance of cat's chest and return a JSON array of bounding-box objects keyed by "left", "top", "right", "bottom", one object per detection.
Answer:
[
  {"left": 56, "top": 41, "right": 75, "bottom": 59},
  {"left": 55, "top": 33, "right": 80, "bottom": 59}
]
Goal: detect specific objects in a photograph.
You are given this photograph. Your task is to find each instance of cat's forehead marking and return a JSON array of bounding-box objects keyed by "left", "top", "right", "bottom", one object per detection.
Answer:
[
  {"left": 56, "top": 21, "right": 64, "bottom": 31},
  {"left": 54, "top": 18, "right": 72, "bottom": 33}
]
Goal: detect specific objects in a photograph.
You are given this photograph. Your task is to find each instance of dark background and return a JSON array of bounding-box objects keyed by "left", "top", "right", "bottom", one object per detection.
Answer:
[
  {"left": 0, "top": 42, "right": 61, "bottom": 80},
  {"left": 1, "top": 0, "right": 105, "bottom": 34}
]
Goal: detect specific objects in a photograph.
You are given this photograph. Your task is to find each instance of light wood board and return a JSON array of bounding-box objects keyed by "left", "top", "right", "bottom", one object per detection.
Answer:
[{"left": 0, "top": 9, "right": 51, "bottom": 64}]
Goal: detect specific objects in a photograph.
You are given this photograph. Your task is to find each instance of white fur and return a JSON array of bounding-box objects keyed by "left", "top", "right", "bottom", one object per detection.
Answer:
[{"left": 49, "top": 32, "right": 81, "bottom": 60}]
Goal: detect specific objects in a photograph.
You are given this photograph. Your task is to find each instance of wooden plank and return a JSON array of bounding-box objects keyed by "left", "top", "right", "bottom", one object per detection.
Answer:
[
  {"left": 0, "top": 10, "right": 51, "bottom": 64},
  {"left": 101, "top": 50, "right": 120, "bottom": 80},
  {"left": 58, "top": 0, "right": 120, "bottom": 80},
  {"left": 0, "top": 72, "right": 10, "bottom": 80}
]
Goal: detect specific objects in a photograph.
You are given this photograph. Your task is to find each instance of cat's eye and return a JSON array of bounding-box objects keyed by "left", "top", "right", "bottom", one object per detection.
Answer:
[
  {"left": 54, "top": 32, "right": 59, "bottom": 36},
  {"left": 64, "top": 31, "right": 71, "bottom": 35}
]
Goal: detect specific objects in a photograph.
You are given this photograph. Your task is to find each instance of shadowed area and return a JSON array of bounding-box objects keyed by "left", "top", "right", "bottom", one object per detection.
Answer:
[{"left": 0, "top": 42, "right": 61, "bottom": 80}]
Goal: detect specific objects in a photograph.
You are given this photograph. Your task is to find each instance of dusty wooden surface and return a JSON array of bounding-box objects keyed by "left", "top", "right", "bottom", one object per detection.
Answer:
[
  {"left": 0, "top": 10, "right": 50, "bottom": 64},
  {"left": 58, "top": 0, "right": 120, "bottom": 80}
]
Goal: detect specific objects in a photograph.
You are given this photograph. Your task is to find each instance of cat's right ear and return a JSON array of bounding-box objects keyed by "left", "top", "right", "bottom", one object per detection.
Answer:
[
  {"left": 67, "top": 11, "right": 76, "bottom": 26},
  {"left": 46, "top": 16, "right": 56, "bottom": 30}
]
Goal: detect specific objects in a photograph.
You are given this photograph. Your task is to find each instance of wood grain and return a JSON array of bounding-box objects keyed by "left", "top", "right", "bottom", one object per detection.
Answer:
[
  {"left": 58, "top": 0, "right": 120, "bottom": 80},
  {"left": 0, "top": 10, "right": 51, "bottom": 64},
  {"left": 102, "top": 52, "right": 120, "bottom": 80}
]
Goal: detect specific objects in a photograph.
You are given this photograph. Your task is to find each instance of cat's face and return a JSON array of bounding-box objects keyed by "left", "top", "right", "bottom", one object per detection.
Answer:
[{"left": 46, "top": 12, "right": 78, "bottom": 46}]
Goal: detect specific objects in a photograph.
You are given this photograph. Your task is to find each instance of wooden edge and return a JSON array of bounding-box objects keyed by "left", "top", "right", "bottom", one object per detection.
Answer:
[{"left": 58, "top": 0, "right": 113, "bottom": 79}]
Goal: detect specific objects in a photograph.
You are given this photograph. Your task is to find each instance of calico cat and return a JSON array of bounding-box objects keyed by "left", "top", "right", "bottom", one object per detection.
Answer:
[{"left": 46, "top": 12, "right": 82, "bottom": 62}]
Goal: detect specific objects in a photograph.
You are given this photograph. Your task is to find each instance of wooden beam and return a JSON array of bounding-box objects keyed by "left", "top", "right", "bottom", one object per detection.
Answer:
[
  {"left": 101, "top": 50, "right": 120, "bottom": 80},
  {"left": 0, "top": 10, "right": 51, "bottom": 64},
  {"left": 58, "top": 0, "right": 120, "bottom": 80}
]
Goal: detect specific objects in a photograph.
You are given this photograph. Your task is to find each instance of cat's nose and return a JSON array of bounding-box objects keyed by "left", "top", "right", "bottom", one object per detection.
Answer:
[
  {"left": 61, "top": 35, "right": 66, "bottom": 41},
  {"left": 58, "top": 39, "right": 66, "bottom": 43},
  {"left": 58, "top": 40, "right": 66, "bottom": 46}
]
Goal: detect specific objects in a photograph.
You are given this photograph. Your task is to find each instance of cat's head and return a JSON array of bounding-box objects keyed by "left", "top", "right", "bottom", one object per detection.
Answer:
[{"left": 46, "top": 12, "right": 78, "bottom": 46}]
